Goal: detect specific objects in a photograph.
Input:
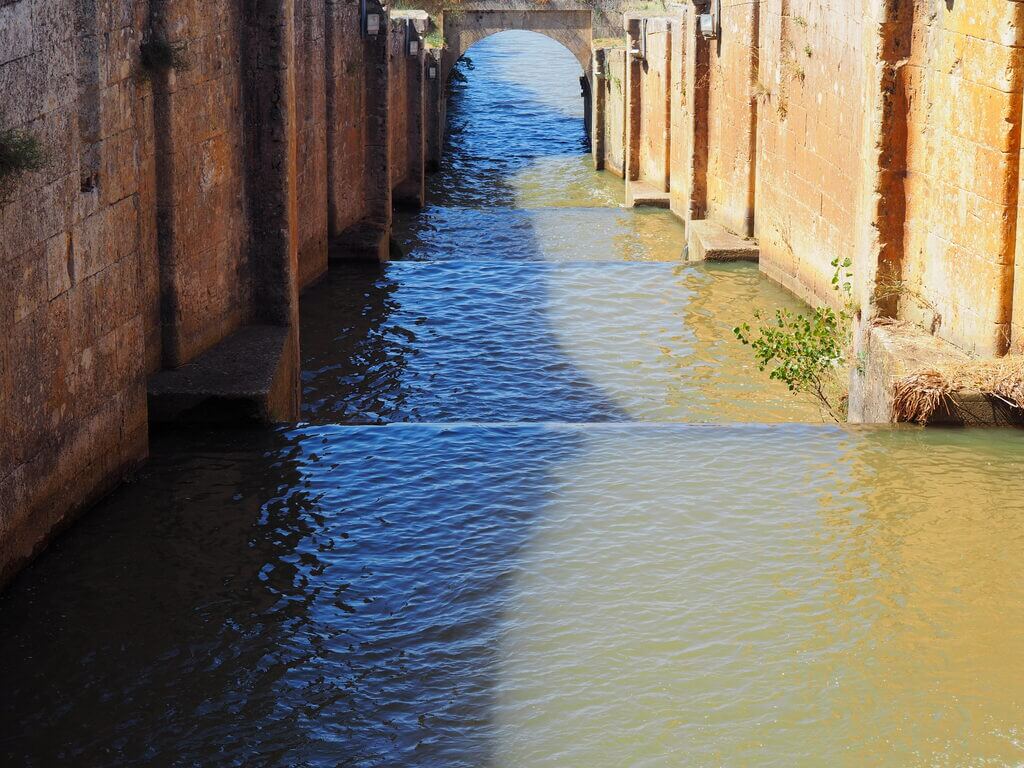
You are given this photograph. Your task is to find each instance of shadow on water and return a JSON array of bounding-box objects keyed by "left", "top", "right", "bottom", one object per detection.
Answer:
[
  {"left": 300, "top": 33, "right": 630, "bottom": 424},
  {"left": 4, "top": 32, "right": 1024, "bottom": 768},
  {"left": 0, "top": 425, "right": 587, "bottom": 766},
  {"left": 299, "top": 262, "right": 631, "bottom": 424},
  {"left": 0, "top": 31, "right": 600, "bottom": 767},
  {"left": 431, "top": 43, "right": 591, "bottom": 209}
]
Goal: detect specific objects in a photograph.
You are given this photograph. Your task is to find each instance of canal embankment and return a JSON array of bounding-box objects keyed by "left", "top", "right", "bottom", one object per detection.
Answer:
[
  {"left": 3, "top": 0, "right": 1024, "bottom": 587},
  {"left": 4, "top": 37, "right": 1024, "bottom": 765},
  {"left": 591, "top": 2, "right": 1024, "bottom": 424}
]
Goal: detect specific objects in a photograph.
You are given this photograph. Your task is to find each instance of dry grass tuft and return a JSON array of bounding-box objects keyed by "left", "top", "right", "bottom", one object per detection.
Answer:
[{"left": 892, "top": 356, "right": 1024, "bottom": 424}]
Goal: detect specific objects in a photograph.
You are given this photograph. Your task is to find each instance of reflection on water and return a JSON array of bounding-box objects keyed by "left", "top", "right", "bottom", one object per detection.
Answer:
[
  {"left": 3, "top": 426, "right": 1024, "bottom": 766},
  {"left": 2, "top": 29, "right": 1024, "bottom": 768},
  {"left": 491, "top": 426, "right": 1024, "bottom": 767},
  {"left": 301, "top": 261, "right": 819, "bottom": 424}
]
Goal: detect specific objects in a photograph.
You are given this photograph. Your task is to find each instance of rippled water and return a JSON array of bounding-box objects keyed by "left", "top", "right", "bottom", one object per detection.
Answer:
[{"left": 3, "top": 31, "right": 1024, "bottom": 768}]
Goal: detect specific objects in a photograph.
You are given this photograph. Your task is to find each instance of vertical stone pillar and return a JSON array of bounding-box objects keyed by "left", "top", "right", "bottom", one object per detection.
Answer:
[
  {"left": 743, "top": 0, "right": 759, "bottom": 237},
  {"left": 243, "top": 0, "right": 301, "bottom": 417},
  {"left": 689, "top": 9, "right": 709, "bottom": 221},
  {"left": 1005, "top": 7, "right": 1024, "bottom": 353},
  {"left": 425, "top": 48, "right": 443, "bottom": 172},
  {"left": 624, "top": 16, "right": 643, "bottom": 183},
  {"left": 656, "top": 19, "right": 672, "bottom": 194},
  {"left": 393, "top": 18, "right": 426, "bottom": 210},
  {"left": 668, "top": 14, "right": 689, "bottom": 220},
  {"left": 592, "top": 48, "right": 607, "bottom": 170},
  {"left": 331, "top": 0, "right": 391, "bottom": 261}
]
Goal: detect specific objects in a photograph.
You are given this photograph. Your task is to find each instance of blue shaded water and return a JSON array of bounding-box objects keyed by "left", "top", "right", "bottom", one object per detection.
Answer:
[{"left": 3, "top": 32, "right": 1024, "bottom": 768}]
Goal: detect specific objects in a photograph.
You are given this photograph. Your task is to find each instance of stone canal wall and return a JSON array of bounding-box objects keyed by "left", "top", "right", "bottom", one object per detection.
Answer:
[
  {"left": 625, "top": 16, "right": 672, "bottom": 202},
  {"left": 0, "top": 0, "right": 433, "bottom": 587},
  {"left": 1, "top": 0, "right": 154, "bottom": 589},
  {"left": 4, "top": 0, "right": 1024, "bottom": 585},
  {"left": 593, "top": 47, "right": 627, "bottom": 177},
  {"left": 592, "top": 0, "right": 1024, "bottom": 420},
  {"left": 389, "top": 13, "right": 427, "bottom": 209},
  {"left": 754, "top": 0, "right": 868, "bottom": 311},
  {"left": 295, "top": 0, "right": 330, "bottom": 289}
]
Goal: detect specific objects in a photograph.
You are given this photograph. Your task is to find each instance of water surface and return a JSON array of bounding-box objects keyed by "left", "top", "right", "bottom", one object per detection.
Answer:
[{"left": 2, "top": 31, "right": 1023, "bottom": 768}]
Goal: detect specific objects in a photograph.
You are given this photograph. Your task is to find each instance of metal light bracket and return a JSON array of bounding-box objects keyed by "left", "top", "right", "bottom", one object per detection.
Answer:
[{"left": 699, "top": 0, "right": 721, "bottom": 40}]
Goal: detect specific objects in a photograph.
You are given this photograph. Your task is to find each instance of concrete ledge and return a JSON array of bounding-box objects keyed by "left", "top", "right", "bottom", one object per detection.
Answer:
[
  {"left": 626, "top": 180, "right": 671, "bottom": 208},
  {"left": 148, "top": 325, "right": 299, "bottom": 425},
  {"left": 330, "top": 218, "right": 390, "bottom": 262},
  {"left": 392, "top": 9, "right": 430, "bottom": 33},
  {"left": 393, "top": 178, "right": 425, "bottom": 210},
  {"left": 849, "top": 321, "right": 1024, "bottom": 426},
  {"left": 686, "top": 220, "right": 759, "bottom": 262}
]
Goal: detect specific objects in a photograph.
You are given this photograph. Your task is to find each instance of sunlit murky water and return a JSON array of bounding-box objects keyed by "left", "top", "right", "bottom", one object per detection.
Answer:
[{"left": 2, "top": 32, "right": 1023, "bottom": 768}]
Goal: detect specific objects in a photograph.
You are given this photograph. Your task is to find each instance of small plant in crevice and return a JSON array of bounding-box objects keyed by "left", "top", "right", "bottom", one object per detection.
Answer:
[
  {"left": 139, "top": 36, "right": 190, "bottom": 80},
  {"left": 423, "top": 28, "right": 444, "bottom": 49},
  {"left": 0, "top": 128, "right": 49, "bottom": 201},
  {"left": 874, "top": 276, "right": 942, "bottom": 333},
  {"left": 734, "top": 257, "right": 855, "bottom": 423}
]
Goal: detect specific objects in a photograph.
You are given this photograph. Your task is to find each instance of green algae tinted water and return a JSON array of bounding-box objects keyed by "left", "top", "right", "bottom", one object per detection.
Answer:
[{"left": 3, "top": 32, "right": 1024, "bottom": 768}]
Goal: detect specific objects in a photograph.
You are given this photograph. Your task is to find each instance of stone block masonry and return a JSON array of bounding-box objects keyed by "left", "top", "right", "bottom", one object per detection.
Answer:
[
  {"left": 0, "top": 0, "right": 435, "bottom": 587},
  {"left": 389, "top": 13, "right": 427, "bottom": 210},
  {"left": 592, "top": 0, "right": 1024, "bottom": 423},
  {"left": 1, "top": 0, "right": 153, "bottom": 588},
  {"left": 624, "top": 15, "right": 672, "bottom": 207}
]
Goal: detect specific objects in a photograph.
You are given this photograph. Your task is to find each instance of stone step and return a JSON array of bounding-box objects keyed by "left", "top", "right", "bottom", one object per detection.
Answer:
[
  {"left": 148, "top": 325, "right": 299, "bottom": 425},
  {"left": 686, "top": 220, "right": 759, "bottom": 262},
  {"left": 626, "top": 180, "right": 671, "bottom": 208}
]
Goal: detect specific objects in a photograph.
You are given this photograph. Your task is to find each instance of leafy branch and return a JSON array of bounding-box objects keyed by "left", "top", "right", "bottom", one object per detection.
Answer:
[{"left": 734, "top": 257, "right": 854, "bottom": 422}]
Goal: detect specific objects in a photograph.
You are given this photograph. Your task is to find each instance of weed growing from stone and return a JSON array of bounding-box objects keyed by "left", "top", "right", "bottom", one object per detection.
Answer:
[
  {"left": 0, "top": 128, "right": 48, "bottom": 201},
  {"left": 423, "top": 28, "right": 444, "bottom": 49},
  {"left": 734, "top": 257, "right": 853, "bottom": 422}
]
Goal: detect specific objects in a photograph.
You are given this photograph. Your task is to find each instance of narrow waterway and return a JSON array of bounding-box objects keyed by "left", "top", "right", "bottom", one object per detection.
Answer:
[{"left": 3, "top": 33, "right": 1024, "bottom": 767}]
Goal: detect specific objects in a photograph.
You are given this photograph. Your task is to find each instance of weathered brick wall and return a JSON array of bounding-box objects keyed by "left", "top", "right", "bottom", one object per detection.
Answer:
[
  {"left": 391, "top": 15, "right": 426, "bottom": 208},
  {"left": 702, "top": 0, "right": 758, "bottom": 237},
  {"left": 894, "top": 3, "right": 1023, "bottom": 356},
  {"left": 0, "top": 0, "right": 151, "bottom": 584},
  {"left": 754, "top": 0, "right": 869, "bottom": 307},
  {"left": 668, "top": 9, "right": 700, "bottom": 221},
  {"left": 150, "top": 2, "right": 251, "bottom": 367},
  {"left": 598, "top": 46, "right": 627, "bottom": 177},
  {"left": 324, "top": 0, "right": 376, "bottom": 239},
  {"left": 295, "top": 0, "right": 329, "bottom": 288},
  {"left": 635, "top": 17, "right": 671, "bottom": 190},
  {"left": 389, "top": 22, "right": 410, "bottom": 193}
]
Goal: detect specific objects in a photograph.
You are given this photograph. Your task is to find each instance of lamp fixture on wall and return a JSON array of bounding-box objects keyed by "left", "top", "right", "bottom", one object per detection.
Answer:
[
  {"left": 360, "top": 0, "right": 380, "bottom": 36},
  {"left": 699, "top": 0, "right": 721, "bottom": 39}
]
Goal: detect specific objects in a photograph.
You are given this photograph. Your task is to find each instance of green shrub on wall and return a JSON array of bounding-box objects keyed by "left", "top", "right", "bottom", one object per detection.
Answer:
[
  {"left": 734, "top": 257, "right": 854, "bottom": 422},
  {"left": 0, "top": 128, "right": 48, "bottom": 201}
]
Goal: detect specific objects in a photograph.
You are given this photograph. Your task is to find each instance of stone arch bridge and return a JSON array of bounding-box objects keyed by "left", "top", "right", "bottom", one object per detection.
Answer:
[
  {"left": 435, "top": 1, "right": 599, "bottom": 142},
  {"left": 440, "top": 0, "right": 596, "bottom": 77}
]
